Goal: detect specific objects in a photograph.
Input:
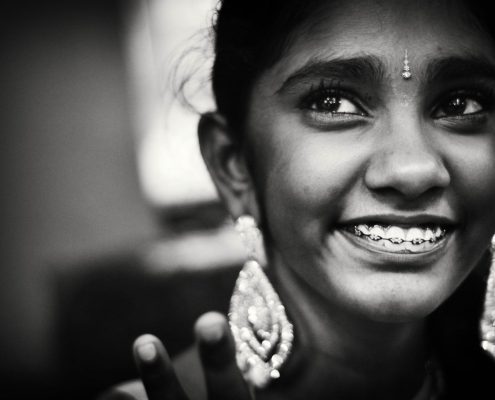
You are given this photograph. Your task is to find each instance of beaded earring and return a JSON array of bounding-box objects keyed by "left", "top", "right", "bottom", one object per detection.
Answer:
[
  {"left": 480, "top": 235, "right": 495, "bottom": 358},
  {"left": 228, "top": 215, "right": 294, "bottom": 388}
]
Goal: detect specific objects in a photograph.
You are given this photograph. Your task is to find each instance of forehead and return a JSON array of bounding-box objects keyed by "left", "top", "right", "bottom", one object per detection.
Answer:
[{"left": 258, "top": 0, "right": 495, "bottom": 90}]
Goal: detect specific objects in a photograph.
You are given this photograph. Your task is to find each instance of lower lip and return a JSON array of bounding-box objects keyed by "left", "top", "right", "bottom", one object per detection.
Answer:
[{"left": 330, "top": 228, "right": 453, "bottom": 268}]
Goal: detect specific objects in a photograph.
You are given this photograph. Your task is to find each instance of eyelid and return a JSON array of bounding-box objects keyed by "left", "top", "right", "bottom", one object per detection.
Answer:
[
  {"left": 299, "top": 82, "right": 369, "bottom": 116},
  {"left": 431, "top": 87, "right": 495, "bottom": 118}
]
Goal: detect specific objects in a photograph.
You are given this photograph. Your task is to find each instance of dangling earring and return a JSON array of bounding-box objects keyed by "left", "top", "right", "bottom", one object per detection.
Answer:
[
  {"left": 480, "top": 235, "right": 495, "bottom": 358},
  {"left": 228, "top": 215, "right": 294, "bottom": 389}
]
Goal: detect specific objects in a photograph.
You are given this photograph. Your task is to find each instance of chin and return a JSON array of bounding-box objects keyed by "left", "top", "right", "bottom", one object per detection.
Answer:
[
  {"left": 363, "top": 299, "right": 440, "bottom": 324},
  {"left": 348, "top": 279, "right": 450, "bottom": 324},
  {"left": 314, "top": 229, "right": 468, "bottom": 324}
]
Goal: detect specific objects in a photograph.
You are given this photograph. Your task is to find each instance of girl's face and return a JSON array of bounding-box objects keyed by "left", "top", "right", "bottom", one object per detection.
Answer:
[{"left": 243, "top": 0, "right": 495, "bottom": 321}]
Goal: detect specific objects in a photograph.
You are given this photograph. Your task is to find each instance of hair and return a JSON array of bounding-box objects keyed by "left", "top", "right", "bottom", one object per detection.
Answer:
[
  {"left": 210, "top": 0, "right": 327, "bottom": 137},
  {"left": 209, "top": 0, "right": 495, "bottom": 138}
]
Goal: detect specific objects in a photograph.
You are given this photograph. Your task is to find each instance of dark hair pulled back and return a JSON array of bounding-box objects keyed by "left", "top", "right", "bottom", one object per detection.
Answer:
[{"left": 211, "top": 0, "right": 324, "bottom": 135}]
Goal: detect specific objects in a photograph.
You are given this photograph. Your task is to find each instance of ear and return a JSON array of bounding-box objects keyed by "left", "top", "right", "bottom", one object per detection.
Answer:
[{"left": 198, "top": 112, "right": 260, "bottom": 220}]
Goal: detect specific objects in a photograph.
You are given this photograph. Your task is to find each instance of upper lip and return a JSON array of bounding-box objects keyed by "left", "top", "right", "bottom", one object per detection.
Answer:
[{"left": 340, "top": 213, "right": 458, "bottom": 227}]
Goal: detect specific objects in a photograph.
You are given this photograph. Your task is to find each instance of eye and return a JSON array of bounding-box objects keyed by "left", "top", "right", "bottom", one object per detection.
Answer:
[
  {"left": 297, "top": 83, "right": 371, "bottom": 129},
  {"left": 307, "top": 91, "right": 364, "bottom": 115},
  {"left": 433, "top": 93, "right": 484, "bottom": 118}
]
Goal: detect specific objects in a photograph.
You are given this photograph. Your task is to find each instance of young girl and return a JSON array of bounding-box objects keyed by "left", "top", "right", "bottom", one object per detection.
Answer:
[{"left": 105, "top": 0, "right": 495, "bottom": 398}]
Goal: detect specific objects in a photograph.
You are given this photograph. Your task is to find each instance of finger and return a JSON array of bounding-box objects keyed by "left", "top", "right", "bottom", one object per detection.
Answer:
[
  {"left": 133, "top": 334, "right": 189, "bottom": 400},
  {"left": 195, "top": 312, "right": 253, "bottom": 400}
]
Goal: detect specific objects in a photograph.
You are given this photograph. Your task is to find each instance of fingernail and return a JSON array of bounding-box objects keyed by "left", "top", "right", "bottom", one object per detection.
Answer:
[
  {"left": 196, "top": 313, "right": 226, "bottom": 345},
  {"left": 201, "top": 322, "right": 225, "bottom": 344},
  {"left": 137, "top": 342, "right": 157, "bottom": 362}
]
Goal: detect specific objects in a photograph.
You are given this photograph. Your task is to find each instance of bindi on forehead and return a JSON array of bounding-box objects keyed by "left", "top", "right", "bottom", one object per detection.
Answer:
[
  {"left": 270, "top": 51, "right": 495, "bottom": 105},
  {"left": 401, "top": 50, "right": 412, "bottom": 80},
  {"left": 253, "top": 0, "right": 495, "bottom": 101}
]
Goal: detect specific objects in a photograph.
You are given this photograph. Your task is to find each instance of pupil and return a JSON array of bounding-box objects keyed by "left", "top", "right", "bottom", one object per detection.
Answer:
[
  {"left": 321, "top": 96, "right": 340, "bottom": 112},
  {"left": 445, "top": 97, "right": 466, "bottom": 115}
]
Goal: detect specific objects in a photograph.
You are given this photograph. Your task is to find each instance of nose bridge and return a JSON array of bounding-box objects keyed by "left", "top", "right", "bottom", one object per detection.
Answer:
[
  {"left": 365, "top": 113, "right": 450, "bottom": 198},
  {"left": 384, "top": 121, "right": 436, "bottom": 173}
]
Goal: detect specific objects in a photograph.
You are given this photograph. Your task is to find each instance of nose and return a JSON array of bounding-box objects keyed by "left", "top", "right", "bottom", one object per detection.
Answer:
[{"left": 364, "top": 120, "right": 450, "bottom": 200}]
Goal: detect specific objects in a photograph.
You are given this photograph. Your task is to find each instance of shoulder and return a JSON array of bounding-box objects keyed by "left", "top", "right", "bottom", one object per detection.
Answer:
[{"left": 98, "top": 347, "right": 206, "bottom": 400}]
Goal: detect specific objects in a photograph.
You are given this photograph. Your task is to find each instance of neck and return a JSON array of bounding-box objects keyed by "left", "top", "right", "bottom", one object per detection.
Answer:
[{"left": 268, "top": 260, "right": 431, "bottom": 400}]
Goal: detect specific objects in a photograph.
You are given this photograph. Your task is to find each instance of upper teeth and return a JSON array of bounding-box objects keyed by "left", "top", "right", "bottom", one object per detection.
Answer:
[{"left": 353, "top": 224, "right": 445, "bottom": 244}]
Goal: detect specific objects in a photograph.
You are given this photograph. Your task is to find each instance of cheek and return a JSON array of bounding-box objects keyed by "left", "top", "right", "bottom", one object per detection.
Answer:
[
  {"left": 448, "top": 135, "right": 495, "bottom": 228},
  {"left": 443, "top": 134, "right": 495, "bottom": 271},
  {"left": 250, "top": 123, "right": 367, "bottom": 239}
]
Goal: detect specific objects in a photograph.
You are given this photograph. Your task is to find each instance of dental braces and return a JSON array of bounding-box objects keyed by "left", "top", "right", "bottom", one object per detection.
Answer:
[{"left": 353, "top": 226, "right": 446, "bottom": 245}]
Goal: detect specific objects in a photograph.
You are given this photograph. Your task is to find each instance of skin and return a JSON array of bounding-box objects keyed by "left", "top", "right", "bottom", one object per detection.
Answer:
[
  {"left": 111, "top": 1, "right": 495, "bottom": 399},
  {"left": 241, "top": 0, "right": 495, "bottom": 387}
]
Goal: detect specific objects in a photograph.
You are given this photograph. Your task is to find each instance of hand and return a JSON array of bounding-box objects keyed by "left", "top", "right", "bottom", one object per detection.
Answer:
[{"left": 133, "top": 312, "right": 253, "bottom": 400}]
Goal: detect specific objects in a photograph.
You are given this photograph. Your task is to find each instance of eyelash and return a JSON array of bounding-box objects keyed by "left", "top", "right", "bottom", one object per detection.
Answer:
[
  {"left": 299, "top": 81, "right": 495, "bottom": 127},
  {"left": 432, "top": 88, "right": 495, "bottom": 119},
  {"left": 300, "top": 81, "right": 367, "bottom": 117}
]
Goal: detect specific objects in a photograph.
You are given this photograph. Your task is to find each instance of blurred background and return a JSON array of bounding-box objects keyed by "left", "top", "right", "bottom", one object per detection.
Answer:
[{"left": 1, "top": 0, "right": 244, "bottom": 398}]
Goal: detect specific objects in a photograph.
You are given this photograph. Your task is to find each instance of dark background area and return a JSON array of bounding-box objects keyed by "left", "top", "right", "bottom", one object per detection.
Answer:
[{"left": 0, "top": 1, "right": 239, "bottom": 398}]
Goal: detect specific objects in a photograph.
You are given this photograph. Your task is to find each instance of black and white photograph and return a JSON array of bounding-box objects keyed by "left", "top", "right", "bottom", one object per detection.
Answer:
[{"left": 2, "top": 0, "right": 495, "bottom": 399}]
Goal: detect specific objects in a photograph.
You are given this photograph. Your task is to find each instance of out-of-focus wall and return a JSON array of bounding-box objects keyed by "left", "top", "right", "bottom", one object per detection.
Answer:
[
  {"left": 128, "top": 0, "right": 218, "bottom": 209},
  {"left": 0, "top": 0, "right": 156, "bottom": 392}
]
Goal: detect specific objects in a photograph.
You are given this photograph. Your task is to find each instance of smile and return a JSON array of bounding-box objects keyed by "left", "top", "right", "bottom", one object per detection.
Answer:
[{"left": 342, "top": 223, "right": 450, "bottom": 254}]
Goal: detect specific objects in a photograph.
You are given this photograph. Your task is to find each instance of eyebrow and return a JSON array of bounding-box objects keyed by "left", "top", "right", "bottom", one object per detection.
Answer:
[
  {"left": 422, "top": 55, "right": 495, "bottom": 83},
  {"left": 276, "top": 54, "right": 495, "bottom": 95},
  {"left": 276, "top": 55, "right": 386, "bottom": 94}
]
